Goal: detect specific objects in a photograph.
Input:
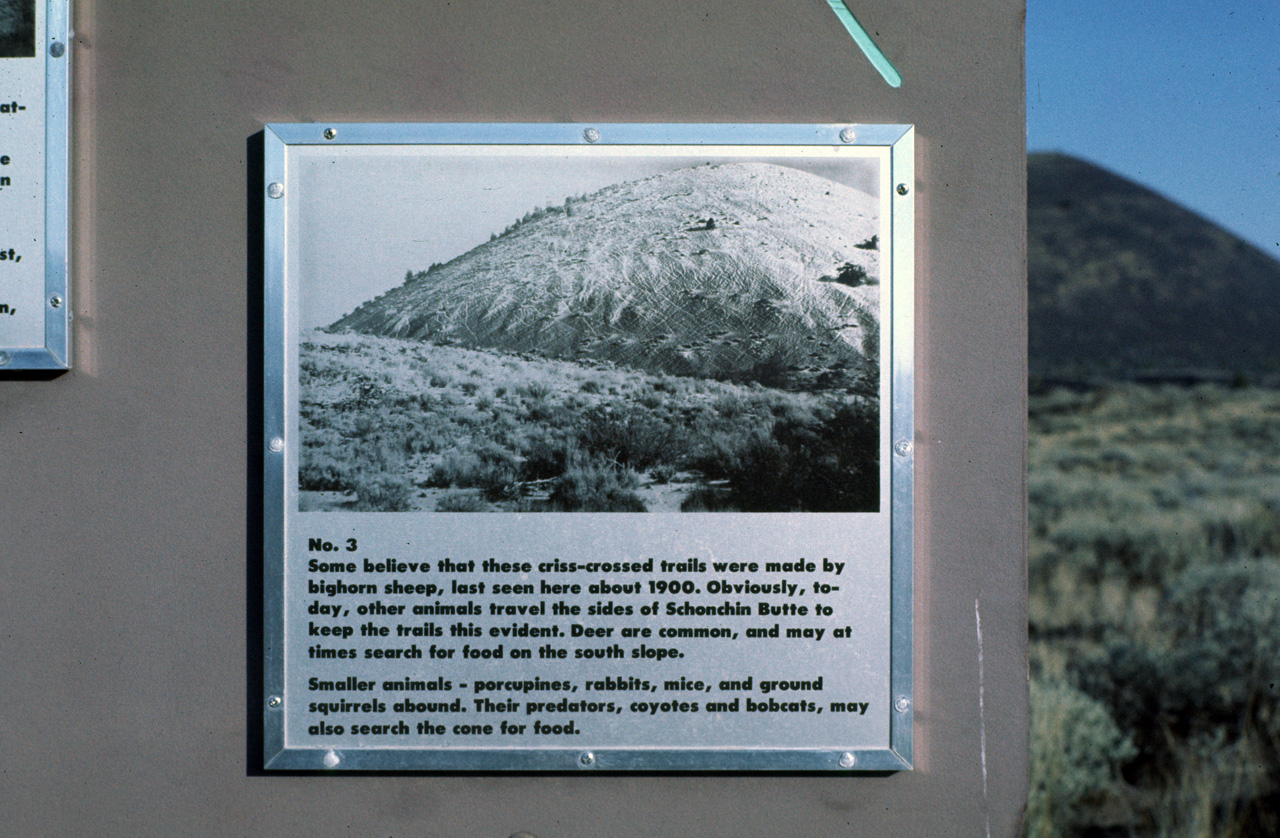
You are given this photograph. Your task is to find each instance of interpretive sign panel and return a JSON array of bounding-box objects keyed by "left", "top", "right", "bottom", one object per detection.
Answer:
[
  {"left": 262, "top": 123, "right": 914, "bottom": 771},
  {"left": 0, "top": 0, "right": 69, "bottom": 370}
]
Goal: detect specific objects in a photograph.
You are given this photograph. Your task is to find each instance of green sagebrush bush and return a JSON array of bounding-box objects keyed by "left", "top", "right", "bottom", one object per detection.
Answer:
[
  {"left": 300, "top": 426, "right": 415, "bottom": 510},
  {"left": 548, "top": 453, "right": 646, "bottom": 512},
  {"left": 1027, "top": 679, "right": 1136, "bottom": 838},
  {"left": 1078, "top": 559, "right": 1280, "bottom": 778},
  {"left": 518, "top": 380, "right": 553, "bottom": 400},
  {"left": 519, "top": 430, "right": 576, "bottom": 481},
  {"left": 689, "top": 399, "right": 878, "bottom": 512},
  {"left": 428, "top": 442, "right": 521, "bottom": 502},
  {"left": 578, "top": 405, "right": 679, "bottom": 471},
  {"left": 434, "top": 490, "right": 490, "bottom": 512},
  {"left": 1043, "top": 510, "right": 1209, "bottom": 585},
  {"left": 349, "top": 437, "right": 414, "bottom": 511},
  {"left": 649, "top": 462, "right": 677, "bottom": 484},
  {"left": 1067, "top": 543, "right": 1280, "bottom": 837},
  {"left": 352, "top": 471, "right": 413, "bottom": 511},
  {"left": 299, "top": 451, "right": 354, "bottom": 492}
]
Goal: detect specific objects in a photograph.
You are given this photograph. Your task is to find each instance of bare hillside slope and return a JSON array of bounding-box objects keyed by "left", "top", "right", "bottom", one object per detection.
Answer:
[{"left": 332, "top": 162, "right": 881, "bottom": 390}]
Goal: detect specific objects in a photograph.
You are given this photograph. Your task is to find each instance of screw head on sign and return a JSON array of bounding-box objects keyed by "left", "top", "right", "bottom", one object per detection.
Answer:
[
  {"left": 839, "top": 752, "right": 857, "bottom": 768},
  {"left": 267, "top": 182, "right": 284, "bottom": 199},
  {"left": 582, "top": 128, "right": 601, "bottom": 144},
  {"left": 578, "top": 751, "right": 595, "bottom": 767},
  {"left": 895, "top": 697, "right": 912, "bottom": 713},
  {"left": 896, "top": 183, "right": 910, "bottom": 196},
  {"left": 50, "top": 41, "right": 65, "bottom": 58},
  {"left": 49, "top": 295, "right": 62, "bottom": 308},
  {"left": 0, "top": 351, "right": 10, "bottom": 367},
  {"left": 269, "top": 437, "right": 285, "bottom": 453},
  {"left": 893, "top": 440, "right": 912, "bottom": 457},
  {"left": 323, "top": 750, "right": 340, "bottom": 768},
  {"left": 323, "top": 128, "right": 338, "bottom": 140},
  {"left": 267, "top": 695, "right": 282, "bottom": 708},
  {"left": 839, "top": 127, "right": 857, "bottom": 144}
]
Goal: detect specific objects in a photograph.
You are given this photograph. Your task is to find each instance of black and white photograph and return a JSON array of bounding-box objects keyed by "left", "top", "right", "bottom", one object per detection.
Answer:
[
  {"left": 0, "top": 0, "right": 35, "bottom": 57},
  {"left": 294, "top": 148, "right": 888, "bottom": 513}
]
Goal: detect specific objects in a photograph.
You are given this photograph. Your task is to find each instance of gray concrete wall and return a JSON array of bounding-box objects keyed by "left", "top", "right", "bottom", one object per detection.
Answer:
[{"left": 0, "top": 0, "right": 1027, "bottom": 834}]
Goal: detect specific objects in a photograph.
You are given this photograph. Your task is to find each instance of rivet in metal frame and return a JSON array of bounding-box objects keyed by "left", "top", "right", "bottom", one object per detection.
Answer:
[
  {"left": 896, "top": 182, "right": 910, "bottom": 196},
  {"left": 49, "top": 41, "right": 65, "bottom": 58},
  {"left": 0, "top": 351, "right": 10, "bottom": 367},
  {"left": 269, "top": 437, "right": 285, "bottom": 453},
  {"left": 267, "top": 695, "right": 282, "bottom": 708},
  {"left": 267, "top": 182, "right": 285, "bottom": 199},
  {"left": 49, "top": 295, "right": 62, "bottom": 309},
  {"left": 582, "top": 127, "right": 601, "bottom": 144},
  {"left": 323, "top": 127, "right": 338, "bottom": 140},
  {"left": 895, "top": 696, "right": 912, "bottom": 713},
  {"left": 578, "top": 751, "right": 596, "bottom": 767},
  {"left": 839, "top": 127, "right": 857, "bottom": 144},
  {"left": 893, "top": 439, "right": 912, "bottom": 457},
  {"left": 322, "top": 750, "right": 340, "bottom": 768},
  {"left": 839, "top": 752, "right": 857, "bottom": 768}
]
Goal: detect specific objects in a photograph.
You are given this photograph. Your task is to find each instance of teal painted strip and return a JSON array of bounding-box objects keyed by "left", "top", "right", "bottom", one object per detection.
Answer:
[{"left": 825, "top": 0, "right": 903, "bottom": 88}]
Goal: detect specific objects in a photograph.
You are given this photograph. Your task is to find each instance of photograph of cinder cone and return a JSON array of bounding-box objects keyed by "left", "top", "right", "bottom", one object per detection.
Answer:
[{"left": 299, "top": 160, "right": 885, "bottom": 513}]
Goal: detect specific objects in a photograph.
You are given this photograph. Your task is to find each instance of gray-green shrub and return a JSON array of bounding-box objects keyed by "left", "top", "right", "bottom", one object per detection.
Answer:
[
  {"left": 548, "top": 454, "right": 646, "bottom": 512},
  {"left": 1027, "top": 679, "right": 1135, "bottom": 838}
]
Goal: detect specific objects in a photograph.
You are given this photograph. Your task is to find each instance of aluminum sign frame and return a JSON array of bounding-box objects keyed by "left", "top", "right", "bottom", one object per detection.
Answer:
[
  {"left": 262, "top": 123, "right": 914, "bottom": 771},
  {"left": 0, "top": 0, "right": 70, "bottom": 371}
]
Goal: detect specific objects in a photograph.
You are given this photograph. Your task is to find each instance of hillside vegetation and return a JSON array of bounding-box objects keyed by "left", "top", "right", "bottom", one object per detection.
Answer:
[
  {"left": 299, "top": 331, "right": 878, "bottom": 513},
  {"left": 1028, "top": 384, "right": 1280, "bottom": 837}
]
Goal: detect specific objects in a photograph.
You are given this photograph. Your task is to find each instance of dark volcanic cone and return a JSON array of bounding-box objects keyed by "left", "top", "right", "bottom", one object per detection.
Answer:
[
  {"left": 1030, "top": 153, "right": 1280, "bottom": 380},
  {"left": 331, "top": 162, "right": 881, "bottom": 390}
]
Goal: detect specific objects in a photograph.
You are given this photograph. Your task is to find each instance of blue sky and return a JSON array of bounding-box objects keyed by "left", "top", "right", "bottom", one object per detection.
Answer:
[{"left": 1027, "top": 0, "right": 1279, "bottom": 260}]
